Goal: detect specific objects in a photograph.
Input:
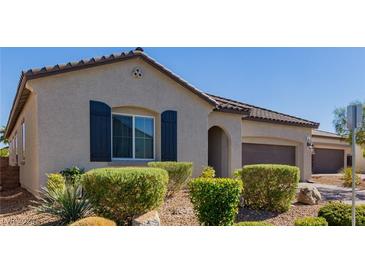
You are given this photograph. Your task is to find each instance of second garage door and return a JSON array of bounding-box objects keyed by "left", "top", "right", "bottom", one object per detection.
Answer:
[
  {"left": 242, "top": 143, "right": 296, "bottom": 166},
  {"left": 312, "top": 148, "right": 344, "bottom": 174}
]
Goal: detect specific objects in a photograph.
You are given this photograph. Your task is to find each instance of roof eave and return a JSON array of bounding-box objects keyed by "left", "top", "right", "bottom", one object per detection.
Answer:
[
  {"left": 4, "top": 50, "right": 218, "bottom": 138},
  {"left": 213, "top": 108, "right": 250, "bottom": 116},
  {"left": 312, "top": 134, "right": 347, "bottom": 140},
  {"left": 242, "top": 117, "right": 320, "bottom": 129},
  {"left": 5, "top": 73, "right": 28, "bottom": 138}
]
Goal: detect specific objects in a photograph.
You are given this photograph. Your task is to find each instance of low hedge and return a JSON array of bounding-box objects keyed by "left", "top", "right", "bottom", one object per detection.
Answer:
[
  {"left": 82, "top": 167, "right": 168, "bottom": 225},
  {"left": 241, "top": 164, "right": 300, "bottom": 212},
  {"left": 318, "top": 201, "right": 365, "bottom": 226},
  {"left": 147, "top": 162, "right": 193, "bottom": 197},
  {"left": 70, "top": 216, "right": 116, "bottom": 226},
  {"left": 189, "top": 178, "right": 243, "bottom": 226},
  {"left": 234, "top": 221, "right": 272, "bottom": 226},
  {"left": 294, "top": 216, "right": 328, "bottom": 226}
]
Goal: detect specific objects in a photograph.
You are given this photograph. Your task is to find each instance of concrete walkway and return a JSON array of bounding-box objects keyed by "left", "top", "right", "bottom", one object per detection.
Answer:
[{"left": 299, "top": 182, "right": 365, "bottom": 205}]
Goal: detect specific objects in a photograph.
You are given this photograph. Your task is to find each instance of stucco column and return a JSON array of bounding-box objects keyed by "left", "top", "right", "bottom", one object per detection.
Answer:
[
  {"left": 302, "top": 143, "right": 312, "bottom": 181},
  {"left": 229, "top": 132, "right": 242, "bottom": 176}
]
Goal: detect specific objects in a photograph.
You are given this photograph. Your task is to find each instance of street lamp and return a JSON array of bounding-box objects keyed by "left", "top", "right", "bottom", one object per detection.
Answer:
[{"left": 347, "top": 104, "right": 363, "bottom": 226}]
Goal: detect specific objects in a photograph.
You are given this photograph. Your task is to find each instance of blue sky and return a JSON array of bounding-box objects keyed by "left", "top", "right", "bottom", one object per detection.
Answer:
[{"left": 1, "top": 47, "right": 365, "bottom": 137}]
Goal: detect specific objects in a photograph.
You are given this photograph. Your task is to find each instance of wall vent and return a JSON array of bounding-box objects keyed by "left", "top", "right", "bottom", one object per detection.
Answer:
[{"left": 132, "top": 67, "right": 143, "bottom": 79}]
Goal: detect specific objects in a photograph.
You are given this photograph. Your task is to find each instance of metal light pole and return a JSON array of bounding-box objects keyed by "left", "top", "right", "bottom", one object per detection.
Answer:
[
  {"left": 351, "top": 128, "right": 356, "bottom": 226},
  {"left": 347, "top": 104, "right": 363, "bottom": 226}
]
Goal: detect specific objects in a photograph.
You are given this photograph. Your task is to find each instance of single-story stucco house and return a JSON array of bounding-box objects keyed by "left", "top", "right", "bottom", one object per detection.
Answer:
[{"left": 4, "top": 48, "right": 364, "bottom": 196}]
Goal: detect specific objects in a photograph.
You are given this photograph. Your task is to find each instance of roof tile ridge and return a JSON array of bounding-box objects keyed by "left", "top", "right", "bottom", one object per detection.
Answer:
[{"left": 205, "top": 92, "right": 318, "bottom": 125}]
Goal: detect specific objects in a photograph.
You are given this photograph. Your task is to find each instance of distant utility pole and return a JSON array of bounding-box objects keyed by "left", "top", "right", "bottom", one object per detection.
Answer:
[{"left": 347, "top": 104, "right": 363, "bottom": 226}]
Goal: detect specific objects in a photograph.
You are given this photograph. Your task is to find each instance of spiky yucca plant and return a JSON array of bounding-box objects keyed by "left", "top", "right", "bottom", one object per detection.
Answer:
[{"left": 35, "top": 183, "right": 92, "bottom": 225}]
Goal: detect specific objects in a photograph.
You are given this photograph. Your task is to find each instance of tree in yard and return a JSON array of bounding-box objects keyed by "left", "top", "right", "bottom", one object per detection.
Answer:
[
  {"left": 0, "top": 125, "right": 9, "bottom": 146},
  {"left": 0, "top": 126, "right": 9, "bottom": 157},
  {"left": 333, "top": 102, "right": 365, "bottom": 157}
]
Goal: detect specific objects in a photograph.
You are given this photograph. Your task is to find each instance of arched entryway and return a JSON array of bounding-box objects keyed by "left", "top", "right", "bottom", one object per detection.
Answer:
[{"left": 208, "top": 126, "right": 229, "bottom": 177}]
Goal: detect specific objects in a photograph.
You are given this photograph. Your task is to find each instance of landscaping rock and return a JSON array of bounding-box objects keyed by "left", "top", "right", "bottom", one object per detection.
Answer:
[
  {"left": 297, "top": 185, "right": 321, "bottom": 205},
  {"left": 132, "top": 210, "right": 160, "bottom": 226}
]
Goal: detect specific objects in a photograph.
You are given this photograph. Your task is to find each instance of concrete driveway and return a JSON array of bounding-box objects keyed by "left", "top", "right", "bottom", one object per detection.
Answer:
[{"left": 299, "top": 182, "right": 365, "bottom": 205}]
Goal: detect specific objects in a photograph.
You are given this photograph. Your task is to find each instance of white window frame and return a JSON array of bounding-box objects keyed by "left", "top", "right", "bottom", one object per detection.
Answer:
[
  {"left": 111, "top": 112, "right": 155, "bottom": 161},
  {"left": 21, "top": 121, "right": 26, "bottom": 158},
  {"left": 13, "top": 132, "right": 18, "bottom": 165},
  {"left": 9, "top": 138, "right": 13, "bottom": 156},
  {"left": 14, "top": 132, "right": 18, "bottom": 156}
]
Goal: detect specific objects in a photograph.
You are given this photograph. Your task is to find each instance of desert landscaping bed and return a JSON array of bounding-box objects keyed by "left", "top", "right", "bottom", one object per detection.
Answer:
[
  {"left": 159, "top": 189, "right": 199, "bottom": 226},
  {"left": 0, "top": 188, "right": 59, "bottom": 226},
  {"left": 159, "top": 189, "right": 323, "bottom": 226},
  {"left": 310, "top": 175, "right": 365, "bottom": 190},
  {"left": 1, "top": 187, "right": 323, "bottom": 226},
  {"left": 237, "top": 203, "right": 323, "bottom": 226}
]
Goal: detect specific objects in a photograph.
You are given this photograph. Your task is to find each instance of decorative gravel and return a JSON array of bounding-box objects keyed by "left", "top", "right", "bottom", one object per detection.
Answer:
[
  {"left": 159, "top": 189, "right": 199, "bottom": 226},
  {"left": 2, "top": 187, "right": 324, "bottom": 226},
  {"left": 0, "top": 188, "right": 59, "bottom": 226},
  {"left": 237, "top": 203, "right": 324, "bottom": 226},
  {"left": 159, "top": 189, "right": 324, "bottom": 226},
  {"left": 311, "top": 175, "right": 365, "bottom": 190}
]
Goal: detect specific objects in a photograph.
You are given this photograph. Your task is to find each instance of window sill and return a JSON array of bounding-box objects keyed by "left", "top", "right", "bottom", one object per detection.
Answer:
[{"left": 108, "top": 159, "right": 153, "bottom": 167}]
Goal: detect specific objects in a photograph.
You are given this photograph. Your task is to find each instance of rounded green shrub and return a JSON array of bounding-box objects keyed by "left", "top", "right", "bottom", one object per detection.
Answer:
[
  {"left": 318, "top": 201, "right": 365, "bottom": 226},
  {"left": 294, "top": 216, "right": 328, "bottom": 226},
  {"left": 60, "top": 166, "right": 85, "bottom": 186},
  {"left": 242, "top": 164, "right": 300, "bottom": 212},
  {"left": 82, "top": 167, "right": 168, "bottom": 225},
  {"left": 46, "top": 173, "right": 66, "bottom": 192},
  {"left": 200, "top": 166, "right": 216, "bottom": 178},
  {"left": 147, "top": 162, "right": 192, "bottom": 197},
  {"left": 189, "top": 178, "right": 243, "bottom": 226},
  {"left": 234, "top": 221, "right": 272, "bottom": 226},
  {"left": 70, "top": 216, "right": 116, "bottom": 226}
]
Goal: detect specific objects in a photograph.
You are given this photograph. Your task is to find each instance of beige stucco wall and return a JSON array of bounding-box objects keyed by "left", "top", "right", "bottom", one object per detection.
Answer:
[
  {"left": 7, "top": 91, "right": 39, "bottom": 195},
  {"left": 26, "top": 58, "right": 214, "bottom": 188},
  {"left": 242, "top": 120, "right": 313, "bottom": 181}
]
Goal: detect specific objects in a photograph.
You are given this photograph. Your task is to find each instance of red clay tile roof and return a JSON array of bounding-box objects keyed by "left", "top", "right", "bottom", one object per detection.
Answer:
[
  {"left": 206, "top": 93, "right": 319, "bottom": 128},
  {"left": 20, "top": 49, "right": 216, "bottom": 108},
  {"left": 5, "top": 48, "right": 217, "bottom": 138},
  {"left": 5, "top": 48, "right": 319, "bottom": 137}
]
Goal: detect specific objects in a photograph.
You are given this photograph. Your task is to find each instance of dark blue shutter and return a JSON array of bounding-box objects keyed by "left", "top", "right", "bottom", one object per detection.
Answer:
[
  {"left": 90, "top": 100, "right": 111, "bottom": 162},
  {"left": 161, "top": 110, "right": 177, "bottom": 161}
]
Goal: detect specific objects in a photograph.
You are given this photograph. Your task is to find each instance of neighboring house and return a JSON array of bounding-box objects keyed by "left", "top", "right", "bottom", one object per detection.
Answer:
[
  {"left": 5, "top": 48, "right": 320, "bottom": 196},
  {"left": 312, "top": 129, "right": 365, "bottom": 173}
]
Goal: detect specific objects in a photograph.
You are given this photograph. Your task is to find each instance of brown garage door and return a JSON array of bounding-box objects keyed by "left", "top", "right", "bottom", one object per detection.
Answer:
[
  {"left": 312, "top": 148, "right": 344, "bottom": 174},
  {"left": 242, "top": 143, "right": 296, "bottom": 166}
]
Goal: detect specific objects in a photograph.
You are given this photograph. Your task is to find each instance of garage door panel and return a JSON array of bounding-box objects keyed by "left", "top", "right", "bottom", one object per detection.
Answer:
[
  {"left": 312, "top": 148, "right": 344, "bottom": 174},
  {"left": 242, "top": 143, "right": 296, "bottom": 166}
]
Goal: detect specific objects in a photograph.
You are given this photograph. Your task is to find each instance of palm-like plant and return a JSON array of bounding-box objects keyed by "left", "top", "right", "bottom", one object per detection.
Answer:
[{"left": 35, "top": 183, "right": 92, "bottom": 225}]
